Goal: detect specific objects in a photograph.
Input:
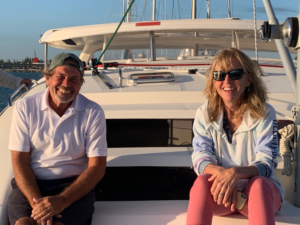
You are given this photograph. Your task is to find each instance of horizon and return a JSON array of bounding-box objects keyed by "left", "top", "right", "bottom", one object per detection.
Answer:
[{"left": 0, "top": 0, "right": 298, "bottom": 61}]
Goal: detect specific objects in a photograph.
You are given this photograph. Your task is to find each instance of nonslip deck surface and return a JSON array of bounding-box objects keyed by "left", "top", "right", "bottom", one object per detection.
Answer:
[{"left": 92, "top": 200, "right": 300, "bottom": 225}]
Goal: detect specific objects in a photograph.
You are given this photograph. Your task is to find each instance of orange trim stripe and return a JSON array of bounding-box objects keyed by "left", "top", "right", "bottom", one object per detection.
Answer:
[{"left": 136, "top": 21, "right": 161, "bottom": 26}]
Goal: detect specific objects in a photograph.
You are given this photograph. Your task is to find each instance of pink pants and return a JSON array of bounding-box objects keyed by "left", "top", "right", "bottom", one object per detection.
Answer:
[{"left": 186, "top": 174, "right": 281, "bottom": 225}]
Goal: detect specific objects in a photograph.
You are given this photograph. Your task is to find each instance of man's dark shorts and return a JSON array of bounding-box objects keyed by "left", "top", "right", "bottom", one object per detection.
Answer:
[{"left": 8, "top": 177, "right": 95, "bottom": 225}]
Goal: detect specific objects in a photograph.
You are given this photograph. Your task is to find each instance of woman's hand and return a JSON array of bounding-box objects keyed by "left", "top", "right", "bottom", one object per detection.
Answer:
[
  {"left": 208, "top": 167, "right": 239, "bottom": 205},
  {"left": 223, "top": 187, "right": 238, "bottom": 211}
]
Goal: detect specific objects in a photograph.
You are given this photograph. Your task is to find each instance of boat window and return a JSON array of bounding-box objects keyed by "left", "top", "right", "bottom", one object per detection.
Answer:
[
  {"left": 62, "top": 39, "right": 77, "bottom": 45},
  {"left": 106, "top": 119, "right": 193, "bottom": 148},
  {"left": 95, "top": 167, "right": 197, "bottom": 201}
]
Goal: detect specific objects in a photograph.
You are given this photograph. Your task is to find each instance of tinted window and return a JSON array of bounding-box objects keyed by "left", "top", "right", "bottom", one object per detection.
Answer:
[{"left": 106, "top": 119, "right": 193, "bottom": 148}]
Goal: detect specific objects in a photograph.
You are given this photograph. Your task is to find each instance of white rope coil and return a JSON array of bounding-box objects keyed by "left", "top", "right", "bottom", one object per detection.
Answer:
[{"left": 278, "top": 124, "right": 295, "bottom": 176}]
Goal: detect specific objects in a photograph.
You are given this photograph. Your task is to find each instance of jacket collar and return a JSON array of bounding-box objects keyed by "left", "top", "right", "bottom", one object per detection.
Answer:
[{"left": 208, "top": 106, "right": 260, "bottom": 134}]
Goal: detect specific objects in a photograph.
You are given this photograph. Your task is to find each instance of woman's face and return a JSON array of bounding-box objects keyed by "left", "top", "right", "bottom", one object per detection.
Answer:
[{"left": 213, "top": 58, "right": 251, "bottom": 107}]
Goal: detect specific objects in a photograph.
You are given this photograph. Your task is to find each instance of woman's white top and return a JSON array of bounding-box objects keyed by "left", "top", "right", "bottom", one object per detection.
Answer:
[{"left": 192, "top": 102, "right": 285, "bottom": 200}]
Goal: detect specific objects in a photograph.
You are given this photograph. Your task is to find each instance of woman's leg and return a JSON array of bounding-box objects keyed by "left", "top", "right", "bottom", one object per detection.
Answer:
[
  {"left": 239, "top": 176, "right": 281, "bottom": 225},
  {"left": 186, "top": 174, "right": 235, "bottom": 225}
]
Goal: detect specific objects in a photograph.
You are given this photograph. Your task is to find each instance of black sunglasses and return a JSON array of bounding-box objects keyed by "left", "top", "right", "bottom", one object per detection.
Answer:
[{"left": 213, "top": 69, "right": 244, "bottom": 81}]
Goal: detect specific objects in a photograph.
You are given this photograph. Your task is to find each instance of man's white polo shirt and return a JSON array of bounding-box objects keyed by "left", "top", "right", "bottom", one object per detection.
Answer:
[{"left": 9, "top": 88, "right": 107, "bottom": 180}]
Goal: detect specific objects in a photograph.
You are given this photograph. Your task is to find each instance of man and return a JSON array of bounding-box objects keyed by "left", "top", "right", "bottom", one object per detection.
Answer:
[
  {"left": 8, "top": 53, "right": 107, "bottom": 225},
  {"left": 0, "top": 69, "right": 32, "bottom": 89}
]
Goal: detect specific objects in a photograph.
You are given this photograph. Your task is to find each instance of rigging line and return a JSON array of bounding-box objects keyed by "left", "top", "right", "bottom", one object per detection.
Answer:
[
  {"left": 164, "top": 0, "right": 167, "bottom": 20},
  {"left": 96, "top": 0, "right": 136, "bottom": 64},
  {"left": 198, "top": 0, "right": 204, "bottom": 18},
  {"left": 253, "top": 0, "right": 258, "bottom": 62},
  {"left": 177, "top": 0, "right": 181, "bottom": 19},
  {"left": 172, "top": 0, "right": 175, "bottom": 19},
  {"left": 103, "top": 0, "right": 110, "bottom": 22},
  {"left": 139, "top": 0, "right": 148, "bottom": 21}
]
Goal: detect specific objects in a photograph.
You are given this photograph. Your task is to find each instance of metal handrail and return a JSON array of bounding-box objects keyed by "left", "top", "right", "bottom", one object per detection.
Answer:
[
  {"left": 7, "top": 84, "right": 28, "bottom": 106},
  {"left": 7, "top": 80, "right": 38, "bottom": 107},
  {"left": 128, "top": 72, "right": 175, "bottom": 84}
]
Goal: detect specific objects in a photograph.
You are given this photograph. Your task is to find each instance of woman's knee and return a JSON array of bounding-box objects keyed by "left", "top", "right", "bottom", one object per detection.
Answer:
[
  {"left": 247, "top": 176, "right": 272, "bottom": 193},
  {"left": 190, "top": 174, "right": 212, "bottom": 194},
  {"left": 248, "top": 176, "right": 269, "bottom": 186}
]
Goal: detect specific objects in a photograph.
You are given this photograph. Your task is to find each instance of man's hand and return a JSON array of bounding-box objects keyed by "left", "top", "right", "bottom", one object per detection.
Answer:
[
  {"left": 31, "top": 196, "right": 66, "bottom": 222},
  {"left": 208, "top": 167, "right": 239, "bottom": 206},
  {"left": 20, "top": 78, "right": 32, "bottom": 87}
]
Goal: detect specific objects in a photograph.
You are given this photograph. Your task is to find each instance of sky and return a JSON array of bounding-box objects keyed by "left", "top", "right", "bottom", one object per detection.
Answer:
[{"left": 0, "top": 0, "right": 299, "bottom": 61}]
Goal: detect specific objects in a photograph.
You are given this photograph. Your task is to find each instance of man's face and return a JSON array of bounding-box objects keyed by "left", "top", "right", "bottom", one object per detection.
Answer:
[{"left": 46, "top": 63, "right": 83, "bottom": 107}]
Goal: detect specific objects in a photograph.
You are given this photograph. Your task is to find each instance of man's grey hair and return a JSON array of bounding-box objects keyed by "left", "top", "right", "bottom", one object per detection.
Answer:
[{"left": 44, "top": 57, "right": 85, "bottom": 82}]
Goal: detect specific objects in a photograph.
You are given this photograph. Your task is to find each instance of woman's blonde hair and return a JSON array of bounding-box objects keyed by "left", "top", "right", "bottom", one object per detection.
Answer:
[{"left": 204, "top": 48, "right": 268, "bottom": 122}]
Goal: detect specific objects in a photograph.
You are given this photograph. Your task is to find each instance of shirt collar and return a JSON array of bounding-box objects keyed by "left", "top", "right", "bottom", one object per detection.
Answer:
[{"left": 41, "top": 88, "right": 86, "bottom": 112}]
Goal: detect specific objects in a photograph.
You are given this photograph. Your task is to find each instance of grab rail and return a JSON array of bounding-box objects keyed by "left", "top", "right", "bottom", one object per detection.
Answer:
[
  {"left": 7, "top": 80, "right": 38, "bottom": 106},
  {"left": 128, "top": 72, "right": 175, "bottom": 84},
  {"left": 7, "top": 84, "right": 28, "bottom": 106}
]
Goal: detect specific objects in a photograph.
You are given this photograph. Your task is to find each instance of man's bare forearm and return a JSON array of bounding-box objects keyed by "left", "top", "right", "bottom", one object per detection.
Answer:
[
  {"left": 59, "top": 156, "right": 106, "bottom": 208},
  {"left": 11, "top": 151, "right": 42, "bottom": 207}
]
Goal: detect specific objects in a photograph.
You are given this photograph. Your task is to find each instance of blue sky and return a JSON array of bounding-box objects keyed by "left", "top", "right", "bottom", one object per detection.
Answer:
[{"left": 0, "top": 0, "right": 298, "bottom": 61}]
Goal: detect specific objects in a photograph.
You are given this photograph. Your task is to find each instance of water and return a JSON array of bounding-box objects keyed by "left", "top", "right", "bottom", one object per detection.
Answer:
[{"left": 0, "top": 72, "right": 43, "bottom": 112}]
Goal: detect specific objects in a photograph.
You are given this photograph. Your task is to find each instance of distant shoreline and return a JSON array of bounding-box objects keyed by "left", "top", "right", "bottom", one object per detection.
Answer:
[{"left": 0, "top": 64, "right": 43, "bottom": 73}]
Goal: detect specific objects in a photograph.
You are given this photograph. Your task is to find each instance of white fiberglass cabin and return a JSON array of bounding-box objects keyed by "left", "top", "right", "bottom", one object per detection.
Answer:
[{"left": 1, "top": 11, "right": 300, "bottom": 225}]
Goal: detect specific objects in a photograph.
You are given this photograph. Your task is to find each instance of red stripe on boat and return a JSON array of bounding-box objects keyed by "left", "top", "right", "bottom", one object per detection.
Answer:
[
  {"left": 136, "top": 21, "right": 161, "bottom": 26},
  {"left": 94, "top": 63, "right": 294, "bottom": 69}
]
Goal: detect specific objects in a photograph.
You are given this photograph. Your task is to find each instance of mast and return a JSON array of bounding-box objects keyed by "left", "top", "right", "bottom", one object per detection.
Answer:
[
  {"left": 191, "top": 0, "right": 198, "bottom": 56},
  {"left": 44, "top": 44, "right": 48, "bottom": 69},
  {"left": 192, "top": 0, "right": 196, "bottom": 19},
  {"left": 295, "top": 0, "right": 300, "bottom": 208},
  {"left": 227, "top": 0, "right": 231, "bottom": 18},
  {"left": 123, "top": 0, "right": 126, "bottom": 22},
  {"left": 127, "top": 0, "right": 131, "bottom": 22},
  {"left": 153, "top": 0, "right": 156, "bottom": 21},
  {"left": 206, "top": 0, "right": 210, "bottom": 19}
]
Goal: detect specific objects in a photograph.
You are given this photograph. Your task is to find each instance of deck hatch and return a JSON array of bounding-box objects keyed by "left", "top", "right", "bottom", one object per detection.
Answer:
[{"left": 128, "top": 72, "right": 175, "bottom": 84}]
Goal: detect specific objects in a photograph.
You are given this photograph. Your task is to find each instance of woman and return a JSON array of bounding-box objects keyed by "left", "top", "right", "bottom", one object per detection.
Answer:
[{"left": 186, "top": 48, "right": 284, "bottom": 225}]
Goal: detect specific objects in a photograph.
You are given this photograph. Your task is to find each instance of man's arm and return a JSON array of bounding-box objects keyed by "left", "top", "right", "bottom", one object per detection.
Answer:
[
  {"left": 0, "top": 69, "right": 22, "bottom": 89},
  {"left": 31, "top": 156, "right": 106, "bottom": 221},
  {"left": 11, "top": 150, "right": 43, "bottom": 208}
]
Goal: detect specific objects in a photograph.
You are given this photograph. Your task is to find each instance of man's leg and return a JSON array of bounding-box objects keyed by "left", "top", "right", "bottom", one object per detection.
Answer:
[
  {"left": 14, "top": 217, "right": 35, "bottom": 225},
  {"left": 53, "top": 221, "right": 64, "bottom": 225},
  {"left": 8, "top": 179, "right": 33, "bottom": 225},
  {"left": 53, "top": 189, "right": 95, "bottom": 225}
]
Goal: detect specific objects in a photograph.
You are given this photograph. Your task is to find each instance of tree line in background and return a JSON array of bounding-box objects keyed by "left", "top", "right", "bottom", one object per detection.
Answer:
[{"left": 0, "top": 57, "right": 51, "bottom": 64}]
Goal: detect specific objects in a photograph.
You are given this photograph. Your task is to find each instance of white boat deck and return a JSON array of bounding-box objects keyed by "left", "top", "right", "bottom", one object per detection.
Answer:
[{"left": 92, "top": 201, "right": 300, "bottom": 225}]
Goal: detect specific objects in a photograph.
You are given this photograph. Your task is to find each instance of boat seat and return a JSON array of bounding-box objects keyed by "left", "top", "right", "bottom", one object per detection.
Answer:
[{"left": 92, "top": 200, "right": 300, "bottom": 225}]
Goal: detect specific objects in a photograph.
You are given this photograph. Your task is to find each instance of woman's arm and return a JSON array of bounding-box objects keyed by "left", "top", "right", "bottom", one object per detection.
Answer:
[
  {"left": 251, "top": 104, "right": 278, "bottom": 177},
  {"left": 192, "top": 107, "right": 218, "bottom": 175}
]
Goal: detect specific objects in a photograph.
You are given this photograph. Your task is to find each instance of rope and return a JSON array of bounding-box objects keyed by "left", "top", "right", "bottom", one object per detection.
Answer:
[
  {"left": 96, "top": 0, "right": 136, "bottom": 65},
  {"left": 253, "top": 0, "right": 258, "bottom": 62},
  {"left": 278, "top": 124, "right": 295, "bottom": 176}
]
